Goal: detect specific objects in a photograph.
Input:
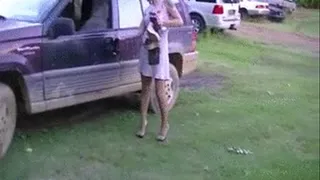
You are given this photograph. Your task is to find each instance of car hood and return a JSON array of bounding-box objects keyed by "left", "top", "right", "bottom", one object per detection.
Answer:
[{"left": 0, "top": 19, "right": 42, "bottom": 42}]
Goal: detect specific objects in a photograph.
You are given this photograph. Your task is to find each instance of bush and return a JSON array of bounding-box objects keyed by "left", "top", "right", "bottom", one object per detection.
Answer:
[{"left": 296, "top": 0, "right": 320, "bottom": 9}]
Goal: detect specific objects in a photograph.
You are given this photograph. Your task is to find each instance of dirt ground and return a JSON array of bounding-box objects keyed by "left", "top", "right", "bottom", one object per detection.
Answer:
[
  {"left": 180, "top": 70, "right": 225, "bottom": 90},
  {"left": 181, "top": 20, "right": 319, "bottom": 89}
]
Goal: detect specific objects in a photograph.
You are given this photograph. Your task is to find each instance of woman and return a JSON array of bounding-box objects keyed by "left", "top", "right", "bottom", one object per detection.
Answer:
[{"left": 136, "top": 0, "right": 183, "bottom": 141}]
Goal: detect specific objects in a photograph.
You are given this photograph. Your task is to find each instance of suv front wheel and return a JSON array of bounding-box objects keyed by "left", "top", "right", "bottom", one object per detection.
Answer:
[
  {"left": 150, "top": 64, "right": 180, "bottom": 114},
  {"left": 0, "top": 83, "right": 17, "bottom": 159}
]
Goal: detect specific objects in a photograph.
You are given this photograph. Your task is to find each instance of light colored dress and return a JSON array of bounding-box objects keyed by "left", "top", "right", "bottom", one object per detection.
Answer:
[{"left": 139, "top": 3, "right": 171, "bottom": 81}]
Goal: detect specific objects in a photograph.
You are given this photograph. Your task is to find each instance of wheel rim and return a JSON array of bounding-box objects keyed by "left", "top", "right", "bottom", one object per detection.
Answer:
[
  {"left": 192, "top": 19, "right": 201, "bottom": 33},
  {"left": 0, "top": 102, "right": 14, "bottom": 156}
]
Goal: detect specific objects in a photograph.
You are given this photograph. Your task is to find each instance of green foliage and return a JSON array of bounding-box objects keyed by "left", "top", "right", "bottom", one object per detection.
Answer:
[{"left": 296, "top": 0, "right": 320, "bottom": 9}]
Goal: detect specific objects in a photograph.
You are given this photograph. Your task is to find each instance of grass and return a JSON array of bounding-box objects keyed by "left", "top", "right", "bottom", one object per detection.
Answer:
[
  {"left": 246, "top": 8, "right": 320, "bottom": 37},
  {"left": 0, "top": 17, "right": 319, "bottom": 180}
]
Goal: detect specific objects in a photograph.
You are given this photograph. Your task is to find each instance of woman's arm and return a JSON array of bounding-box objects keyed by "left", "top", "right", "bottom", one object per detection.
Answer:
[{"left": 162, "top": 0, "right": 183, "bottom": 27}]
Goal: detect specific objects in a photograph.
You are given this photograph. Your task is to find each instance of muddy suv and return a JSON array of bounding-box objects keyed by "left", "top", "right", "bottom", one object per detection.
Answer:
[{"left": 0, "top": 0, "right": 198, "bottom": 158}]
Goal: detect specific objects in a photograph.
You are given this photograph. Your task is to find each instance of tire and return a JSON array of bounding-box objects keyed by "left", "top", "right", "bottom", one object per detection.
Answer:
[
  {"left": 190, "top": 14, "right": 205, "bottom": 33},
  {"left": 150, "top": 64, "right": 180, "bottom": 114},
  {"left": 240, "top": 8, "right": 249, "bottom": 20},
  {"left": 284, "top": 8, "right": 292, "bottom": 15},
  {"left": 0, "top": 83, "right": 17, "bottom": 159}
]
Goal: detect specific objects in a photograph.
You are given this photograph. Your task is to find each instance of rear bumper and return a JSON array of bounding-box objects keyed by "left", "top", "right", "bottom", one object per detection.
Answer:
[
  {"left": 181, "top": 51, "right": 198, "bottom": 76},
  {"left": 268, "top": 13, "right": 285, "bottom": 19},
  {"left": 248, "top": 9, "right": 270, "bottom": 16},
  {"left": 206, "top": 15, "right": 241, "bottom": 30}
]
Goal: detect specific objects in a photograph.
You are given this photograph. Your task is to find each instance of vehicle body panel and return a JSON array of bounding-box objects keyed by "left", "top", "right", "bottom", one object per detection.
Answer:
[
  {"left": 0, "top": 0, "right": 198, "bottom": 114},
  {"left": 240, "top": 0, "right": 270, "bottom": 16},
  {"left": 268, "top": 3, "right": 286, "bottom": 20},
  {"left": 0, "top": 20, "right": 42, "bottom": 42},
  {"left": 186, "top": 0, "right": 241, "bottom": 30},
  {"left": 267, "top": 0, "right": 296, "bottom": 12}
]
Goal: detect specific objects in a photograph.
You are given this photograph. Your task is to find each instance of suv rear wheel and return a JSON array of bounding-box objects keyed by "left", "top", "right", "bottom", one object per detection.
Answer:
[
  {"left": 190, "top": 14, "right": 205, "bottom": 33},
  {"left": 150, "top": 64, "right": 180, "bottom": 114},
  {"left": 0, "top": 83, "right": 17, "bottom": 159}
]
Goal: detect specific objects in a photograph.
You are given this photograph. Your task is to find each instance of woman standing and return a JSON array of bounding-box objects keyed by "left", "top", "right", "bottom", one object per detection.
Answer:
[{"left": 136, "top": 0, "right": 183, "bottom": 141}]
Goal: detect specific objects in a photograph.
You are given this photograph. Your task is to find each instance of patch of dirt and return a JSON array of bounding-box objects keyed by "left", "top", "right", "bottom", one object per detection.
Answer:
[
  {"left": 180, "top": 70, "right": 225, "bottom": 91},
  {"left": 228, "top": 23, "right": 320, "bottom": 55}
]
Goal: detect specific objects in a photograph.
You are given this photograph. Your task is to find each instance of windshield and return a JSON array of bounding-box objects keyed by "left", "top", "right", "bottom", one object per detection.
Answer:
[{"left": 0, "top": 0, "right": 59, "bottom": 22}]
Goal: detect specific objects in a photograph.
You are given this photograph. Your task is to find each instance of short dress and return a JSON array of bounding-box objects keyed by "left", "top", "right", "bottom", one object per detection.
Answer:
[{"left": 139, "top": 4, "right": 171, "bottom": 81}]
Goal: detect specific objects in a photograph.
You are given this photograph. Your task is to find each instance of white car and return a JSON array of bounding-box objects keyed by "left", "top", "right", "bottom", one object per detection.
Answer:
[
  {"left": 186, "top": 0, "right": 241, "bottom": 33},
  {"left": 239, "top": 0, "right": 270, "bottom": 18}
]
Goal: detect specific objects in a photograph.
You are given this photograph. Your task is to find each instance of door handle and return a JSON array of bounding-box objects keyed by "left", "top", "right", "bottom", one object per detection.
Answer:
[
  {"left": 112, "top": 38, "right": 120, "bottom": 56},
  {"left": 104, "top": 37, "right": 119, "bottom": 56}
]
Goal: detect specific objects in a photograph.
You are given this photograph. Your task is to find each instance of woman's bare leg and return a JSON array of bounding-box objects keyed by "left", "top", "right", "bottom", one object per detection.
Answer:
[
  {"left": 155, "top": 79, "right": 169, "bottom": 140},
  {"left": 136, "top": 74, "right": 153, "bottom": 137}
]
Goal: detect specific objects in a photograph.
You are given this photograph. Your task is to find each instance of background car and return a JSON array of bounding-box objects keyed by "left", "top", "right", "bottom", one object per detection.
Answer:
[
  {"left": 239, "top": 0, "right": 270, "bottom": 18},
  {"left": 268, "top": 0, "right": 296, "bottom": 14},
  {"left": 186, "top": 0, "right": 241, "bottom": 33},
  {"left": 268, "top": 3, "right": 286, "bottom": 22}
]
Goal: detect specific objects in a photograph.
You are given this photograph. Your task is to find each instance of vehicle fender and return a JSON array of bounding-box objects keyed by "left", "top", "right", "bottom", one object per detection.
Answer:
[
  {"left": 0, "top": 53, "right": 34, "bottom": 74},
  {"left": 189, "top": 10, "right": 206, "bottom": 20}
]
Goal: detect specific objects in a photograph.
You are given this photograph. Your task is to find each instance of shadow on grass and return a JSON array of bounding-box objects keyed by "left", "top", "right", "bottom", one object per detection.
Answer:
[
  {"left": 15, "top": 70, "right": 226, "bottom": 133},
  {"left": 244, "top": 15, "right": 269, "bottom": 23},
  {"left": 16, "top": 94, "right": 140, "bottom": 132}
]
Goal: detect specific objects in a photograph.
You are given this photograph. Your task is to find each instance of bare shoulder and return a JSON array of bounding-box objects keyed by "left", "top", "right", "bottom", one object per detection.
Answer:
[
  {"left": 165, "top": 0, "right": 179, "bottom": 13},
  {"left": 165, "top": 0, "right": 181, "bottom": 16},
  {"left": 165, "top": 0, "right": 177, "bottom": 9}
]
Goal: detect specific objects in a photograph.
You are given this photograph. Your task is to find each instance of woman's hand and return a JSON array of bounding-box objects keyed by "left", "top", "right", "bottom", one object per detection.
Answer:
[{"left": 156, "top": 15, "right": 164, "bottom": 26}]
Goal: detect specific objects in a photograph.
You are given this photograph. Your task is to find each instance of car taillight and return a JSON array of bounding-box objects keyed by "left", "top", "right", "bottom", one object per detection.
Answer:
[
  {"left": 212, "top": 5, "right": 224, "bottom": 14},
  {"left": 256, "top": 5, "right": 265, "bottom": 8},
  {"left": 192, "top": 30, "right": 197, "bottom": 41}
]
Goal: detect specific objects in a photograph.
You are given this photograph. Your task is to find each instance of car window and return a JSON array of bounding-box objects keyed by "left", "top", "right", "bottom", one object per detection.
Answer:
[
  {"left": 76, "top": 0, "right": 112, "bottom": 32},
  {"left": 0, "top": 0, "right": 59, "bottom": 22},
  {"left": 118, "top": 0, "right": 143, "bottom": 29},
  {"left": 223, "top": 0, "right": 240, "bottom": 3}
]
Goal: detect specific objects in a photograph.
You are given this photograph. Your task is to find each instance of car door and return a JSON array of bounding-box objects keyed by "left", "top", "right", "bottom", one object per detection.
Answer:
[
  {"left": 41, "top": 0, "right": 120, "bottom": 100},
  {"left": 116, "top": 0, "right": 145, "bottom": 85}
]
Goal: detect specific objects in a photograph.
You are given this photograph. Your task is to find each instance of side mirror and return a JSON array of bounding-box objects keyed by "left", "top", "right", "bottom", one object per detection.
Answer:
[{"left": 48, "top": 18, "right": 75, "bottom": 39}]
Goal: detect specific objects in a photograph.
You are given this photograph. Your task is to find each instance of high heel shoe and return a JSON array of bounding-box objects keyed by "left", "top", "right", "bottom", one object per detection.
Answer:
[
  {"left": 156, "top": 124, "right": 170, "bottom": 141},
  {"left": 136, "top": 121, "right": 148, "bottom": 138}
]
